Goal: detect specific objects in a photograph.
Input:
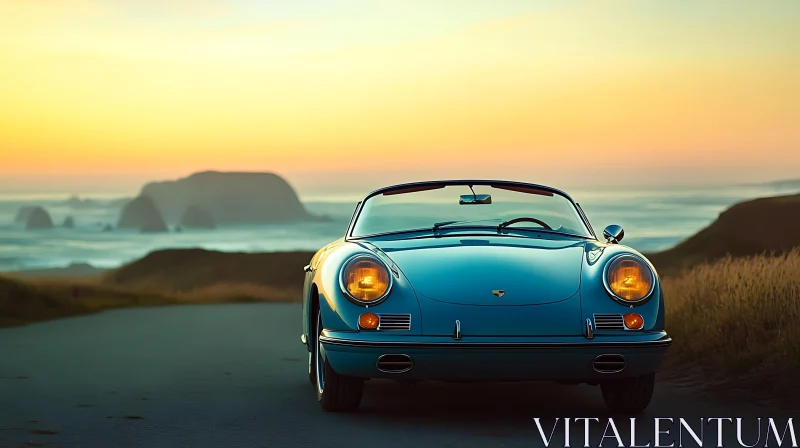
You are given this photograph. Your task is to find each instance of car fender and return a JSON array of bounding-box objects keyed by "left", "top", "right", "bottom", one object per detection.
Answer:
[
  {"left": 580, "top": 241, "right": 665, "bottom": 332},
  {"left": 303, "top": 240, "right": 423, "bottom": 351}
]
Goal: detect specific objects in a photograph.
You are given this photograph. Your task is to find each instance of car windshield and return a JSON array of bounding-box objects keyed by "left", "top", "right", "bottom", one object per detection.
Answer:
[{"left": 350, "top": 183, "right": 592, "bottom": 238}]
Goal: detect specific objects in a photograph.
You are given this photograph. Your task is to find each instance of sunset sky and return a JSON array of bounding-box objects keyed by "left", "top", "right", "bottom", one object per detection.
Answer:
[{"left": 1, "top": 0, "right": 798, "bottom": 195}]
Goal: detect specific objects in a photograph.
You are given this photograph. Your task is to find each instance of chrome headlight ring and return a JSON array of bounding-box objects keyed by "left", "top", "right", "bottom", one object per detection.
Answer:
[
  {"left": 338, "top": 253, "right": 394, "bottom": 306},
  {"left": 602, "top": 253, "right": 656, "bottom": 306}
]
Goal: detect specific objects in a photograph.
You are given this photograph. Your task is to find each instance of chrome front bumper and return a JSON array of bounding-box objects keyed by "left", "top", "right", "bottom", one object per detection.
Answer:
[{"left": 317, "top": 331, "right": 671, "bottom": 381}]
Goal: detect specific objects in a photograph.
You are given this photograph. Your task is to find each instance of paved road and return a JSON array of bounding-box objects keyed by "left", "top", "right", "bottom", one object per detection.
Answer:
[{"left": 0, "top": 304, "right": 792, "bottom": 448}]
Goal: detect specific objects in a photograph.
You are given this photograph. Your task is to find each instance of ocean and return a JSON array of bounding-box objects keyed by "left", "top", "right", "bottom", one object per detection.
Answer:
[{"left": 0, "top": 183, "right": 795, "bottom": 272}]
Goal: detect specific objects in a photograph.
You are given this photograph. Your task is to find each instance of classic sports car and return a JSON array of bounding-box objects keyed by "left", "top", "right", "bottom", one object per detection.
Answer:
[{"left": 301, "top": 180, "right": 671, "bottom": 413}]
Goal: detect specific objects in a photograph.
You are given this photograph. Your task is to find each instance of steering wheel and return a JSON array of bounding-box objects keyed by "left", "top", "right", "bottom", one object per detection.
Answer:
[{"left": 498, "top": 217, "right": 552, "bottom": 230}]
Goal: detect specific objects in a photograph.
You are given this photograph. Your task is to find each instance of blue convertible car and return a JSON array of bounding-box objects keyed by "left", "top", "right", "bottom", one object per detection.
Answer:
[{"left": 301, "top": 180, "right": 671, "bottom": 413}]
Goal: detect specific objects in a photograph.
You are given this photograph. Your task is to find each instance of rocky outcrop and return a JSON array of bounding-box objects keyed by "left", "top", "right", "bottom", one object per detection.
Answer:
[
  {"left": 107, "top": 197, "right": 131, "bottom": 208},
  {"left": 140, "top": 171, "right": 313, "bottom": 224},
  {"left": 62, "top": 216, "right": 75, "bottom": 228},
  {"left": 64, "top": 195, "right": 96, "bottom": 208},
  {"left": 24, "top": 207, "right": 54, "bottom": 230},
  {"left": 64, "top": 195, "right": 131, "bottom": 209},
  {"left": 179, "top": 205, "right": 216, "bottom": 229},
  {"left": 117, "top": 195, "right": 168, "bottom": 233},
  {"left": 14, "top": 206, "right": 38, "bottom": 223}
]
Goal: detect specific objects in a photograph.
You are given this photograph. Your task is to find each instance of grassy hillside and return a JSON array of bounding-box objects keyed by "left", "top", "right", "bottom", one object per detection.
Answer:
[
  {"left": 663, "top": 249, "right": 800, "bottom": 405},
  {"left": 1, "top": 249, "right": 315, "bottom": 327},
  {"left": 649, "top": 193, "right": 800, "bottom": 274},
  {"left": 0, "top": 276, "right": 82, "bottom": 326},
  {"left": 8, "top": 262, "right": 107, "bottom": 279},
  {"left": 0, "top": 276, "right": 174, "bottom": 327},
  {"left": 103, "top": 248, "right": 313, "bottom": 301},
  {"left": 644, "top": 194, "right": 800, "bottom": 403}
]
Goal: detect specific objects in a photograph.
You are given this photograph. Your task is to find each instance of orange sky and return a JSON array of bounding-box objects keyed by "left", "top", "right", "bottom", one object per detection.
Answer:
[{"left": 1, "top": 0, "right": 798, "bottom": 193}]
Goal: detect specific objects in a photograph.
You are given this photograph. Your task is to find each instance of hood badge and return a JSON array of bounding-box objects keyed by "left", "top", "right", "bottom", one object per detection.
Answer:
[{"left": 492, "top": 289, "right": 505, "bottom": 298}]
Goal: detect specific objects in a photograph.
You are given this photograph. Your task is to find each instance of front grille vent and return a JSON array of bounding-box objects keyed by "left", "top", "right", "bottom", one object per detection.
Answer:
[
  {"left": 593, "top": 314, "right": 625, "bottom": 330},
  {"left": 376, "top": 354, "right": 413, "bottom": 373},
  {"left": 593, "top": 354, "right": 627, "bottom": 373},
  {"left": 377, "top": 314, "right": 411, "bottom": 331}
]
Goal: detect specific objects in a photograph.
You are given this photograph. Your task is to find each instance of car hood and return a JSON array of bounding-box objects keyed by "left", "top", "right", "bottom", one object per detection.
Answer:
[{"left": 369, "top": 236, "right": 585, "bottom": 306}]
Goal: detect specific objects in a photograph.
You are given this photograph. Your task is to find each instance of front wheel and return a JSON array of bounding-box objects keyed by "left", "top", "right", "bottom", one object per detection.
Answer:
[
  {"left": 600, "top": 372, "right": 655, "bottom": 414},
  {"left": 314, "top": 310, "right": 363, "bottom": 412}
]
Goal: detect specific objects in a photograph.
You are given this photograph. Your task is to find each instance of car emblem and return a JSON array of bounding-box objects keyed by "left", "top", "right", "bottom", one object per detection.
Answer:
[{"left": 492, "top": 289, "right": 504, "bottom": 298}]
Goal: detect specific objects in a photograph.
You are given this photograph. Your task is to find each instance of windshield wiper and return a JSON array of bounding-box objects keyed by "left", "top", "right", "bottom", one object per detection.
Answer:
[
  {"left": 433, "top": 219, "right": 501, "bottom": 231},
  {"left": 432, "top": 221, "right": 459, "bottom": 231},
  {"left": 496, "top": 226, "right": 592, "bottom": 240}
]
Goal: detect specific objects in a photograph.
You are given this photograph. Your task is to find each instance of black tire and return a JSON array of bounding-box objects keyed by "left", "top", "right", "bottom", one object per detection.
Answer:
[
  {"left": 600, "top": 372, "right": 655, "bottom": 414},
  {"left": 314, "top": 310, "right": 363, "bottom": 412}
]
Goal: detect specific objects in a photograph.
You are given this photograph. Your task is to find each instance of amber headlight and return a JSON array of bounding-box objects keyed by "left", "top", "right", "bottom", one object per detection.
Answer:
[
  {"left": 603, "top": 254, "right": 655, "bottom": 304},
  {"left": 340, "top": 255, "right": 392, "bottom": 305}
]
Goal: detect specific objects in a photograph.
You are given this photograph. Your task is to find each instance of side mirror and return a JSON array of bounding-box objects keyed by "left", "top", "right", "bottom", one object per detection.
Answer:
[
  {"left": 603, "top": 224, "right": 624, "bottom": 244},
  {"left": 459, "top": 194, "right": 492, "bottom": 205}
]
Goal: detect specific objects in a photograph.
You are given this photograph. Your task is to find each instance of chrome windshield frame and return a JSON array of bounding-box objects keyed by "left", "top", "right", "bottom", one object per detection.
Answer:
[{"left": 345, "top": 180, "right": 597, "bottom": 241}]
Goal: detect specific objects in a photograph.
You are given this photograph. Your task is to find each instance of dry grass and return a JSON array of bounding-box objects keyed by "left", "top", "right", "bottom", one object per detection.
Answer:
[
  {"left": 171, "top": 283, "right": 301, "bottom": 303},
  {"left": 662, "top": 248, "right": 800, "bottom": 404},
  {"left": 0, "top": 276, "right": 300, "bottom": 328},
  {"left": 0, "top": 276, "right": 177, "bottom": 327},
  {"left": 0, "top": 248, "right": 310, "bottom": 327},
  {"left": 103, "top": 248, "right": 312, "bottom": 292}
]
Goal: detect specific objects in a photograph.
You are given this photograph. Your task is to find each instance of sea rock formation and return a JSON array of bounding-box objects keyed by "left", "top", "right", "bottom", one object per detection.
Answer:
[
  {"left": 140, "top": 171, "right": 313, "bottom": 224},
  {"left": 24, "top": 207, "right": 54, "bottom": 230},
  {"left": 107, "top": 197, "right": 132, "bottom": 208},
  {"left": 117, "top": 195, "right": 168, "bottom": 233},
  {"left": 14, "top": 206, "right": 38, "bottom": 223},
  {"left": 64, "top": 195, "right": 96, "bottom": 208},
  {"left": 63, "top": 216, "right": 76, "bottom": 228},
  {"left": 179, "top": 205, "right": 216, "bottom": 229}
]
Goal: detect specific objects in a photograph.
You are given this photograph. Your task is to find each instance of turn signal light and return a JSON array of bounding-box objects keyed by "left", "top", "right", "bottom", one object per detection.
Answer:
[
  {"left": 624, "top": 313, "right": 644, "bottom": 330},
  {"left": 358, "top": 312, "right": 379, "bottom": 330}
]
